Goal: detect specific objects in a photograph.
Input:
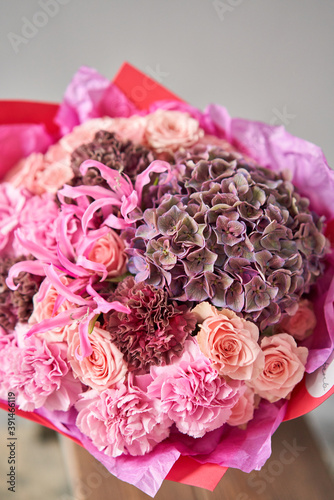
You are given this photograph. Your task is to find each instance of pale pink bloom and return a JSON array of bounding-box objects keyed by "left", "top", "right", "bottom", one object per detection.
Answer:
[
  {"left": 197, "top": 134, "right": 236, "bottom": 151},
  {"left": 8, "top": 151, "right": 73, "bottom": 195},
  {"left": 276, "top": 300, "right": 317, "bottom": 341},
  {"left": 76, "top": 381, "right": 172, "bottom": 456},
  {"left": 0, "top": 326, "right": 13, "bottom": 345},
  {"left": 148, "top": 340, "right": 240, "bottom": 438},
  {"left": 29, "top": 277, "right": 75, "bottom": 343},
  {"left": 196, "top": 134, "right": 255, "bottom": 163},
  {"left": 0, "top": 329, "right": 16, "bottom": 400},
  {"left": 0, "top": 183, "right": 27, "bottom": 256},
  {"left": 67, "top": 325, "right": 127, "bottom": 391},
  {"left": 59, "top": 117, "right": 115, "bottom": 152},
  {"left": 2, "top": 323, "right": 81, "bottom": 412},
  {"left": 88, "top": 229, "right": 127, "bottom": 277},
  {"left": 107, "top": 115, "right": 147, "bottom": 144},
  {"left": 227, "top": 385, "right": 256, "bottom": 427},
  {"left": 192, "top": 303, "right": 264, "bottom": 381},
  {"left": 144, "top": 110, "right": 204, "bottom": 152},
  {"left": 13, "top": 193, "right": 60, "bottom": 257},
  {"left": 248, "top": 333, "right": 308, "bottom": 402}
]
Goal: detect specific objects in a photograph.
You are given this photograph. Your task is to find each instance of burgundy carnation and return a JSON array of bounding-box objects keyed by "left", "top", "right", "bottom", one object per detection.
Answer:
[
  {"left": 0, "top": 255, "right": 43, "bottom": 330},
  {"left": 104, "top": 276, "right": 196, "bottom": 372},
  {"left": 69, "top": 130, "right": 156, "bottom": 186}
]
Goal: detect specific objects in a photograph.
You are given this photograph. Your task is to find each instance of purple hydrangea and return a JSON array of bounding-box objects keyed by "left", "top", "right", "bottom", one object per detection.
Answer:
[{"left": 130, "top": 147, "right": 328, "bottom": 330}]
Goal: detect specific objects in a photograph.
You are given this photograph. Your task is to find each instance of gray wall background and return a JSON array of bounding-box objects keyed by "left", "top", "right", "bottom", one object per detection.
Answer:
[
  {"left": 1, "top": 0, "right": 333, "bottom": 165},
  {"left": 0, "top": 0, "right": 333, "bottom": 494}
]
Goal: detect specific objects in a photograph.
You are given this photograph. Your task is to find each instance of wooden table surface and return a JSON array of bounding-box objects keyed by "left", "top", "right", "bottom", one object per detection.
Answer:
[{"left": 61, "top": 416, "right": 334, "bottom": 500}]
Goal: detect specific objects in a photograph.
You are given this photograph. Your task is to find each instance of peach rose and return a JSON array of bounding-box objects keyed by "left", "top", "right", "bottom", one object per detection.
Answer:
[
  {"left": 144, "top": 110, "right": 204, "bottom": 152},
  {"left": 108, "top": 116, "right": 147, "bottom": 144},
  {"left": 29, "top": 277, "right": 75, "bottom": 343},
  {"left": 227, "top": 386, "right": 256, "bottom": 427},
  {"left": 192, "top": 302, "right": 264, "bottom": 380},
  {"left": 248, "top": 333, "right": 308, "bottom": 402},
  {"left": 59, "top": 117, "right": 115, "bottom": 152},
  {"left": 88, "top": 230, "right": 127, "bottom": 277},
  {"left": 277, "top": 299, "right": 317, "bottom": 341},
  {"left": 67, "top": 325, "right": 127, "bottom": 391},
  {"left": 7, "top": 150, "right": 73, "bottom": 195}
]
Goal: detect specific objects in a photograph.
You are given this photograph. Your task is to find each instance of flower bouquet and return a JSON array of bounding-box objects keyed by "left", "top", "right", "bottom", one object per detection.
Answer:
[{"left": 0, "top": 63, "right": 333, "bottom": 497}]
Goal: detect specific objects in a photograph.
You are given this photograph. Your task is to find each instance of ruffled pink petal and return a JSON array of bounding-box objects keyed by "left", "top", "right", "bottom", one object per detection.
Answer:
[
  {"left": 6, "top": 260, "right": 46, "bottom": 290},
  {"left": 57, "top": 246, "right": 91, "bottom": 279},
  {"left": 76, "top": 255, "right": 108, "bottom": 281},
  {"left": 135, "top": 160, "right": 171, "bottom": 204},
  {"left": 76, "top": 312, "right": 95, "bottom": 359},
  {"left": 58, "top": 184, "right": 114, "bottom": 203},
  {"left": 103, "top": 213, "right": 133, "bottom": 230},
  {"left": 80, "top": 159, "right": 133, "bottom": 197},
  {"left": 81, "top": 198, "right": 116, "bottom": 233},
  {"left": 86, "top": 283, "right": 131, "bottom": 315},
  {"left": 14, "top": 229, "right": 59, "bottom": 265},
  {"left": 26, "top": 307, "right": 85, "bottom": 337},
  {"left": 35, "top": 277, "right": 52, "bottom": 303},
  {"left": 44, "top": 264, "right": 92, "bottom": 307},
  {"left": 57, "top": 212, "right": 78, "bottom": 260},
  {"left": 120, "top": 191, "right": 139, "bottom": 222},
  {"left": 77, "top": 226, "right": 110, "bottom": 257}
]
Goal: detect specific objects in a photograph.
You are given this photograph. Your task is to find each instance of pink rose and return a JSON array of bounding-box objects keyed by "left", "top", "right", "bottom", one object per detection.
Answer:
[
  {"left": 144, "top": 110, "right": 204, "bottom": 152},
  {"left": 67, "top": 325, "right": 127, "bottom": 391},
  {"left": 107, "top": 116, "right": 147, "bottom": 144},
  {"left": 248, "top": 333, "right": 308, "bottom": 402},
  {"left": 88, "top": 230, "right": 127, "bottom": 277},
  {"left": 276, "top": 300, "right": 317, "bottom": 341},
  {"left": 29, "top": 277, "right": 75, "bottom": 343},
  {"left": 13, "top": 193, "right": 60, "bottom": 257},
  {"left": 8, "top": 151, "right": 73, "bottom": 195},
  {"left": 227, "top": 385, "right": 256, "bottom": 427},
  {"left": 148, "top": 339, "right": 240, "bottom": 438},
  {"left": 192, "top": 302, "right": 264, "bottom": 381},
  {"left": 76, "top": 381, "right": 172, "bottom": 457},
  {"left": 59, "top": 117, "right": 115, "bottom": 152}
]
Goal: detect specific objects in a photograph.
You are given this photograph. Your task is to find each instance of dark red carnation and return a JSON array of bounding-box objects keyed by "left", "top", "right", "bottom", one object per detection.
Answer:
[{"left": 104, "top": 277, "right": 196, "bottom": 372}]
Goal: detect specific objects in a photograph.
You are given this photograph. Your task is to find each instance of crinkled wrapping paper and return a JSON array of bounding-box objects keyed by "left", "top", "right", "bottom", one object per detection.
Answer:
[{"left": 0, "top": 63, "right": 333, "bottom": 497}]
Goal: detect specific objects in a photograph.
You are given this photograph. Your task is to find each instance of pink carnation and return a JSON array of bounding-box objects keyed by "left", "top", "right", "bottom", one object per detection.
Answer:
[
  {"left": 143, "top": 110, "right": 204, "bottom": 152},
  {"left": 76, "top": 381, "right": 172, "bottom": 457},
  {"left": 8, "top": 150, "right": 73, "bottom": 195},
  {"left": 13, "top": 193, "right": 60, "bottom": 257},
  {"left": 67, "top": 325, "right": 127, "bottom": 391},
  {"left": 2, "top": 323, "right": 81, "bottom": 411},
  {"left": 0, "top": 183, "right": 27, "bottom": 256},
  {"left": 192, "top": 302, "right": 264, "bottom": 381},
  {"left": 148, "top": 340, "right": 240, "bottom": 438},
  {"left": 0, "top": 329, "right": 16, "bottom": 400},
  {"left": 248, "top": 333, "right": 308, "bottom": 402}
]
